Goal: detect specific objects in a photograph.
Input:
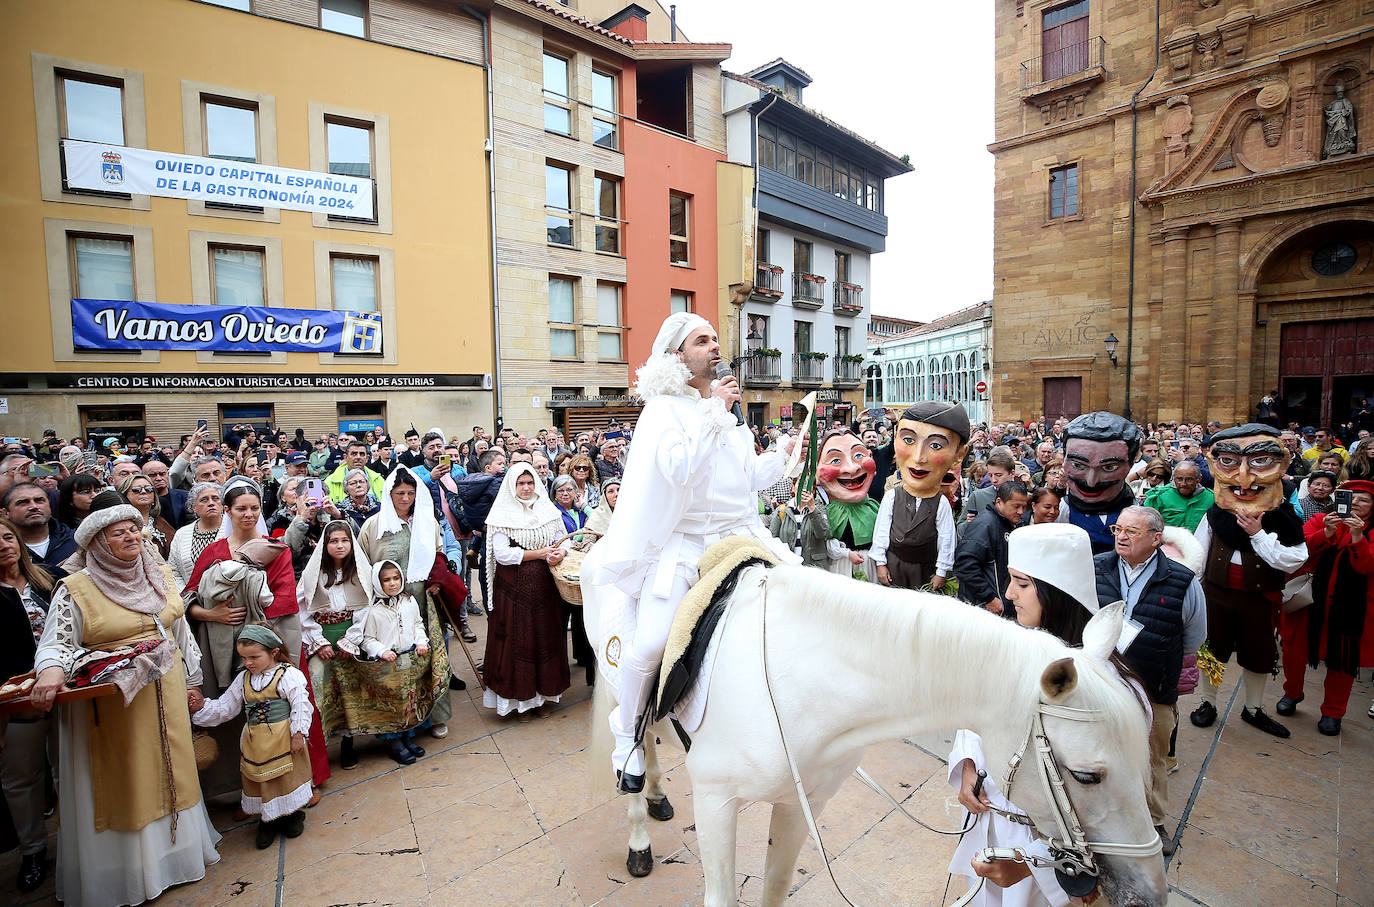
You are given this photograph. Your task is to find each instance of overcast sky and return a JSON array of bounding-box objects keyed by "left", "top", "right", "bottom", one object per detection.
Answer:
[{"left": 677, "top": 0, "right": 996, "bottom": 323}]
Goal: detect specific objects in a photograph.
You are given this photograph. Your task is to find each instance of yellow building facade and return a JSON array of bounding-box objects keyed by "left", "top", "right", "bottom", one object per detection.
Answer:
[{"left": 0, "top": 0, "right": 494, "bottom": 443}]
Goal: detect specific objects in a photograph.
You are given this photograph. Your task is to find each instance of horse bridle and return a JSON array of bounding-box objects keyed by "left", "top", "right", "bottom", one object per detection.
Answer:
[{"left": 987, "top": 701, "right": 1164, "bottom": 885}]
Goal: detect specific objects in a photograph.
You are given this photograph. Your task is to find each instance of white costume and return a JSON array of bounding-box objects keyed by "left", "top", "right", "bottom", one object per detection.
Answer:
[{"left": 585, "top": 312, "right": 798, "bottom": 778}]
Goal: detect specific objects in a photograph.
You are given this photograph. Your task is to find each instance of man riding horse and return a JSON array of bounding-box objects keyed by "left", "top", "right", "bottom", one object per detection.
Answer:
[{"left": 584, "top": 312, "right": 798, "bottom": 791}]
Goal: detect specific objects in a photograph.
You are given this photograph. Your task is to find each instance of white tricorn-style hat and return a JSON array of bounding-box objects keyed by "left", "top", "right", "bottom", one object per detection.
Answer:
[{"left": 1007, "top": 523, "right": 1100, "bottom": 615}]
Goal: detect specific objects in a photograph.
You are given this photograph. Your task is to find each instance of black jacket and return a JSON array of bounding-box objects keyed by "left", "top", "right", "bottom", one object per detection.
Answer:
[
  {"left": 954, "top": 506, "right": 1016, "bottom": 608},
  {"left": 1094, "top": 551, "right": 1191, "bottom": 705},
  {"left": 159, "top": 488, "right": 190, "bottom": 528},
  {"left": 0, "top": 582, "right": 52, "bottom": 681},
  {"left": 31, "top": 520, "right": 77, "bottom": 576}
]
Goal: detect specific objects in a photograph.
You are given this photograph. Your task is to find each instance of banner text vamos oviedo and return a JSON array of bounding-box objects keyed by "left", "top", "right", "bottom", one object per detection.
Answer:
[{"left": 92, "top": 305, "right": 329, "bottom": 346}]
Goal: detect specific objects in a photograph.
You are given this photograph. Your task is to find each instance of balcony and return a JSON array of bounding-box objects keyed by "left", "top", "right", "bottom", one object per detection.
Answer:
[
  {"left": 792, "top": 353, "right": 825, "bottom": 386},
  {"left": 1019, "top": 37, "right": 1106, "bottom": 100},
  {"left": 752, "top": 263, "right": 784, "bottom": 302},
  {"left": 833, "top": 282, "right": 864, "bottom": 315},
  {"left": 792, "top": 273, "right": 826, "bottom": 309},
  {"left": 742, "top": 351, "right": 781, "bottom": 387},
  {"left": 834, "top": 358, "right": 864, "bottom": 387}
]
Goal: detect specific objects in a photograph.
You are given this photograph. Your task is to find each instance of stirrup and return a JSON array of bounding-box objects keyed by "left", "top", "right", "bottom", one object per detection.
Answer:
[{"left": 616, "top": 769, "right": 645, "bottom": 794}]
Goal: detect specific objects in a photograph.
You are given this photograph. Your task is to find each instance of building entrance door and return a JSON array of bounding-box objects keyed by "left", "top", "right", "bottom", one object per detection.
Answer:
[
  {"left": 1280, "top": 319, "right": 1374, "bottom": 428},
  {"left": 1043, "top": 377, "right": 1082, "bottom": 422},
  {"left": 747, "top": 402, "right": 767, "bottom": 431}
]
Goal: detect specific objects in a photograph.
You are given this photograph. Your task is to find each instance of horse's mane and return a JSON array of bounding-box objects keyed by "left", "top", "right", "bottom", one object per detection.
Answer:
[{"left": 766, "top": 566, "right": 1150, "bottom": 760}]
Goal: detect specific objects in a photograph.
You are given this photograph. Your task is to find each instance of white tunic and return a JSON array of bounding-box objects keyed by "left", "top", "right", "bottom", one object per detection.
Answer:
[
  {"left": 946, "top": 730, "right": 1070, "bottom": 907},
  {"left": 344, "top": 594, "right": 426, "bottom": 658},
  {"left": 587, "top": 394, "right": 796, "bottom": 599}
]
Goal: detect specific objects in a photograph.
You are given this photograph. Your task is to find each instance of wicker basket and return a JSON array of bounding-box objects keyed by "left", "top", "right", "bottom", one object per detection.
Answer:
[
  {"left": 549, "top": 530, "right": 601, "bottom": 606},
  {"left": 192, "top": 729, "right": 219, "bottom": 771}
]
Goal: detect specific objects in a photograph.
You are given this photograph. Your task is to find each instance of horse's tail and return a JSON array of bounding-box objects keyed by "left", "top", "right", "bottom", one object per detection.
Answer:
[{"left": 587, "top": 650, "right": 618, "bottom": 800}]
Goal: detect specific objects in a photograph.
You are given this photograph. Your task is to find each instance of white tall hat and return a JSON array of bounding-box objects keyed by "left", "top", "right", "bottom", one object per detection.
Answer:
[
  {"left": 1007, "top": 523, "right": 1100, "bottom": 615},
  {"left": 650, "top": 312, "right": 711, "bottom": 357}
]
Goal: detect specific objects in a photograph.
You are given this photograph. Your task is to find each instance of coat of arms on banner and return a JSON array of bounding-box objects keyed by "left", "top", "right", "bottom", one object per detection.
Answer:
[
  {"left": 100, "top": 150, "right": 125, "bottom": 186},
  {"left": 340, "top": 312, "right": 382, "bottom": 354}
]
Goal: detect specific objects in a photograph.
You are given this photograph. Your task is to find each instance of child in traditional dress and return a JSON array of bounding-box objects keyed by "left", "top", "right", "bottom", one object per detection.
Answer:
[
  {"left": 344, "top": 560, "right": 430, "bottom": 764},
  {"left": 191, "top": 624, "right": 315, "bottom": 849}
]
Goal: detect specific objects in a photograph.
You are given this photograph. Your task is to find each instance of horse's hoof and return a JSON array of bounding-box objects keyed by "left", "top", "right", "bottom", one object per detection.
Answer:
[
  {"left": 627, "top": 847, "right": 653, "bottom": 877},
  {"left": 646, "top": 797, "right": 675, "bottom": 822}
]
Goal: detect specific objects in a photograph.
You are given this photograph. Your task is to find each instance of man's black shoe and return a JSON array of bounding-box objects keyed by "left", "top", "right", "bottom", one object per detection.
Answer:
[
  {"left": 1276, "top": 694, "right": 1303, "bottom": 716},
  {"left": 1241, "top": 707, "right": 1290, "bottom": 738},
  {"left": 16, "top": 850, "right": 47, "bottom": 893},
  {"left": 1189, "top": 701, "right": 1216, "bottom": 728},
  {"left": 1154, "top": 825, "right": 1175, "bottom": 857},
  {"left": 616, "top": 770, "right": 645, "bottom": 794},
  {"left": 340, "top": 736, "right": 358, "bottom": 770},
  {"left": 1317, "top": 716, "right": 1341, "bottom": 736},
  {"left": 405, "top": 739, "right": 426, "bottom": 758},
  {"left": 389, "top": 741, "right": 417, "bottom": 765},
  {"left": 450, "top": 675, "right": 467, "bottom": 691}
]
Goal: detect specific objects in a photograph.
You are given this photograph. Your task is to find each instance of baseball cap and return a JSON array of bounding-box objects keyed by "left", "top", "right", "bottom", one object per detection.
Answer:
[
  {"left": 286, "top": 450, "right": 308, "bottom": 465},
  {"left": 1301, "top": 425, "right": 1316, "bottom": 435}
]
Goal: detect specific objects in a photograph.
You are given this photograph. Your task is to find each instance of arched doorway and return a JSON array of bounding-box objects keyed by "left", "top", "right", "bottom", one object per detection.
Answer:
[{"left": 1245, "top": 211, "right": 1374, "bottom": 429}]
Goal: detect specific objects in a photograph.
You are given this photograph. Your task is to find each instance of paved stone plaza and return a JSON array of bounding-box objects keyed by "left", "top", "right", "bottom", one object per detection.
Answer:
[{"left": 7, "top": 618, "right": 1373, "bottom": 906}]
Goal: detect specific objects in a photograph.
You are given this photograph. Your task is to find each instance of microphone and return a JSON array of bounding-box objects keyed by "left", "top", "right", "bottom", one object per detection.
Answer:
[{"left": 715, "top": 358, "right": 745, "bottom": 426}]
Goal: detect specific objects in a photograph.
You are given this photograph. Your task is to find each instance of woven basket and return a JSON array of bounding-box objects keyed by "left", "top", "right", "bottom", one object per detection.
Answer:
[
  {"left": 549, "top": 530, "right": 601, "bottom": 606},
  {"left": 192, "top": 729, "right": 219, "bottom": 771}
]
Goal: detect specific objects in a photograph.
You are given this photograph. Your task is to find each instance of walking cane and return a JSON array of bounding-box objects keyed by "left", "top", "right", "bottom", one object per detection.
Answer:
[{"left": 428, "top": 590, "right": 485, "bottom": 691}]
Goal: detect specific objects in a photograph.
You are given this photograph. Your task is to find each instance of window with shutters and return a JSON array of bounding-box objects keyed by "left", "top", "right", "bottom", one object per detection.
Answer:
[{"left": 1041, "top": 1, "right": 1089, "bottom": 81}]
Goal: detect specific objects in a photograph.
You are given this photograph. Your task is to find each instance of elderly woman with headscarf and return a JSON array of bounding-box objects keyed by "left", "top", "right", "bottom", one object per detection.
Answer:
[
  {"left": 183, "top": 477, "right": 331, "bottom": 797},
  {"left": 116, "top": 473, "right": 175, "bottom": 561},
  {"left": 550, "top": 474, "right": 595, "bottom": 682},
  {"left": 584, "top": 476, "right": 620, "bottom": 537},
  {"left": 29, "top": 492, "right": 220, "bottom": 907},
  {"left": 481, "top": 463, "right": 571, "bottom": 718},
  {"left": 341, "top": 468, "right": 381, "bottom": 531},
  {"left": 168, "top": 481, "right": 223, "bottom": 590},
  {"left": 357, "top": 466, "right": 455, "bottom": 738}
]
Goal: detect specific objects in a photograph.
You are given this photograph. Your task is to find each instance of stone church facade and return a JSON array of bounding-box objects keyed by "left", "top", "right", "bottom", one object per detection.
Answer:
[{"left": 991, "top": 0, "right": 1373, "bottom": 428}]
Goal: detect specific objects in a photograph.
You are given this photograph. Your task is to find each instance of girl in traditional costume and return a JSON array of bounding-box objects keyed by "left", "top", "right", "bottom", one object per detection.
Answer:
[
  {"left": 191, "top": 624, "right": 315, "bottom": 849},
  {"left": 345, "top": 560, "right": 431, "bottom": 763},
  {"left": 297, "top": 519, "right": 371, "bottom": 769}
]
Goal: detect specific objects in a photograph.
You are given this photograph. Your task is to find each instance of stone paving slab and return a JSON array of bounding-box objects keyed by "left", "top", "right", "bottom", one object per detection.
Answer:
[{"left": 6, "top": 617, "right": 1374, "bottom": 906}]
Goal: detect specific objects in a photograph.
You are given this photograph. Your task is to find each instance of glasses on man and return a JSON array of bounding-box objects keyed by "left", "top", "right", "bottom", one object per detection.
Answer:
[{"left": 1108, "top": 524, "right": 1157, "bottom": 539}]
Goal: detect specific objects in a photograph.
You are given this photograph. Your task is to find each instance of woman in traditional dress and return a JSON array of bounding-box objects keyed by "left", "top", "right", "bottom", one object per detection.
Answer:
[
  {"left": 168, "top": 482, "right": 223, "bottom": 590},
  {"left": 297, "top": 519, "right": 371, "bottom": 769},
  {"left": 481, "top": 463, "right": 571, "bottom": 719},
  {"left": 116, "top": 473, "right": 175, "bottom": 561},
  {"left": 583, "top": 477, "right": 619, "bottom": 536},
  {"left": 29, "top": 498, "right": 220, "bottom": 907},
  {"left": 550, "top": 475, "right": 594, "bottom": 682},
  {"left": 183, "top": 478, "right": 330, "bottom": 797},
  {"left": 357, "top": 466, "right": 452, "bottom": 739}
]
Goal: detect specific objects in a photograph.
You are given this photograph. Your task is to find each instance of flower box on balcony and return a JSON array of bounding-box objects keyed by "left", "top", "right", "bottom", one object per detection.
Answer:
[
  {"left": 800, "top": 273, "right": 827, "bottom": 283},
  {"left": 799, "top": 351, "right": 829, "bottom": 360},
  {"left": 755, "top": 348, "right": 782, "bottom": 358},
  {"left": 841, "top": 354, "right": 866, "bottom": 363}
]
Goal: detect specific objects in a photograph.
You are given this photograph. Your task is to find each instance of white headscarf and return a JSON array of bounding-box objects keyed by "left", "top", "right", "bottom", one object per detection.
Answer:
[
  {"left": 216, "top": 474, "right": 269, "bottom": 540},
  {"left": 486, "top": 463, "right": 562, "bottom": 534},
  {"left": 1006, "top": 523, "right": 1100, "bottom": 615},
  {"left": 634, "top": 312, "right": 711, "bottom": 401},
  {"left": 298, "top": 519, "right": 372, "bottom": 613},
  {"left": 378, "top": 466, "right": 439, "bottom": 584},
  {"left": 370, "top": 559, "right": 408, "bottom": 607}
]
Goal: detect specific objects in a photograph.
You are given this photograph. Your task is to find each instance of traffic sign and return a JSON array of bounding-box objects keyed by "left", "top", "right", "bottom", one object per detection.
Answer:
[{"left": 976, "top": 380, "right": 988, "bottom": 395}]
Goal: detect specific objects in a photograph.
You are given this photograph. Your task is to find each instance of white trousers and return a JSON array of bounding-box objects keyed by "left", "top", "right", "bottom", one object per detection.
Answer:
[{"left": 609, "top": 571, "right": 692, "bottom": 777}]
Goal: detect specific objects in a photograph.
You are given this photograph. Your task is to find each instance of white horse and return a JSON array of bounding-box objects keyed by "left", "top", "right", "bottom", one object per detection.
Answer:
[{"left": 587, "top": 563, "right": 1169, "bottom": 907}]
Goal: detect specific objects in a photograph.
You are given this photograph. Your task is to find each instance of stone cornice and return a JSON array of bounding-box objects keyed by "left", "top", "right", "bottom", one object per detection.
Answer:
[{"left": 1143, "top": 152, "right": 1374, "bottom": 225}]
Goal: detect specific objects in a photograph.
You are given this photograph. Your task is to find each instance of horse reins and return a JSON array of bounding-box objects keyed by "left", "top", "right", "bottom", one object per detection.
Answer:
[{"left": 757, "top": 571, "right": 1162, "bottom": 907}]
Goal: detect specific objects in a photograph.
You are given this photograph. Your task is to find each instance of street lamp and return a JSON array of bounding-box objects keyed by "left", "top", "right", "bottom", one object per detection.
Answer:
[{"left": 1103, "top": 332, "right": 1119, "bottom": 367}]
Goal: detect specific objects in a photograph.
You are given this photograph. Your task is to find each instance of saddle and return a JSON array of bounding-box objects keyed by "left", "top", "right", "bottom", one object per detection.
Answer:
[{"left": 651, "top": 537, "right": 780, "bottom": 723}]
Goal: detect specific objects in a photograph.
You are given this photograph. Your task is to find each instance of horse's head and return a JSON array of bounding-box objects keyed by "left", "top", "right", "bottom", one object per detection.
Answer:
[{"left": 997, "top": 604, "right": 1168, "bottom": 907}]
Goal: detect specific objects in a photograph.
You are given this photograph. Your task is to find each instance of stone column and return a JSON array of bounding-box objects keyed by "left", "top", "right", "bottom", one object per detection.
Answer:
[
  {"left": 1213, "top": 221, "right": 1243, "bottom": 422},
  {"left": 1158, "top": 227, "right": 1189, "bottom": 421}
]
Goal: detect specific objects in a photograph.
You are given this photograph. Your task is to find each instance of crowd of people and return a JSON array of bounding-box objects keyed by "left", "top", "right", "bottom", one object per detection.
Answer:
[
  {"left": 0, "top": 391, "right": 1370, "bottom": 905},
  {"left": 0, "top": 419, "right": 630, "bottom": 902}
]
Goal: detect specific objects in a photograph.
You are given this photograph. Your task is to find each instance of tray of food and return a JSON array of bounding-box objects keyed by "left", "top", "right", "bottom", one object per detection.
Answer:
[{"left": 0, "top": 673, "right": 120, "bottom": 714}]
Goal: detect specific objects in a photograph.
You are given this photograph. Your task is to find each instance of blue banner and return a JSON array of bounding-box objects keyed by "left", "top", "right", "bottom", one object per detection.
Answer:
[{"left": 71, "top": 298, "right": 383, "bottom": 354}]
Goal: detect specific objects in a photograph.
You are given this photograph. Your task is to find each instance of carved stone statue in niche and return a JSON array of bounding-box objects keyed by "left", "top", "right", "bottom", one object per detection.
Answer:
[{"left": 1324, "top": 84, "right": 1357, "bottom": 158}]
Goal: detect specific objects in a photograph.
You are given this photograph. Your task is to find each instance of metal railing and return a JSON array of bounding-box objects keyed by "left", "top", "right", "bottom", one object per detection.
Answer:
[
  {"left": 792, "top": 273, "right": 826, "bottom": 308},
  {"left": 753, "top": 263, "right": 784, "bottom": 299},
  {"left": 1020, "top": 36, "right": 1104, "bottom": 89},
  {"left": 792, "top": 353, "right": 825, "bottom": 385},
  {"left": 833, "top": 282, "right": 864, "bottom": 314},
  {"left": 743, "top": 352, "right": 781, "bottom": 386},
  {"left": 834, "top": 359, "right": 863, "bottom": 385}
]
